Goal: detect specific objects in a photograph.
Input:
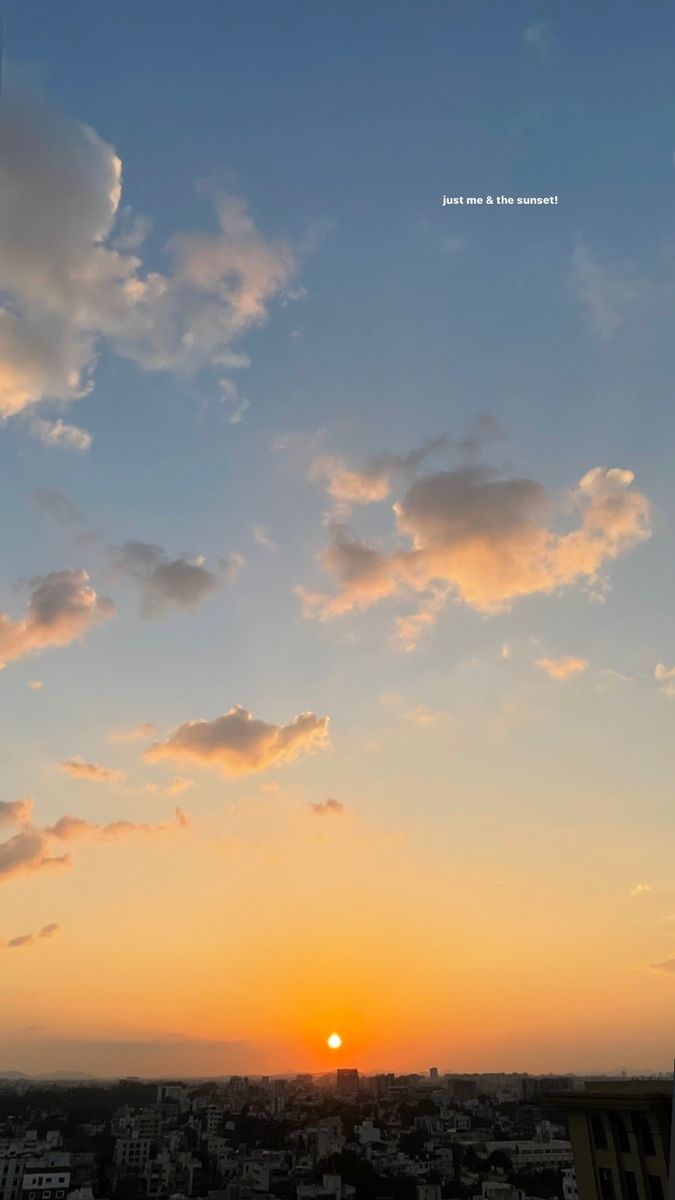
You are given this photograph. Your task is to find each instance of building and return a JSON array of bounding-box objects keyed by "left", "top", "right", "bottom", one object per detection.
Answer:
[
  {"left": 114, "top": 1136, "right": 152, "bottom": 1174},
  {"left": 550, "top": 1080, "right": 673, "bottom": 1200},
  {"left": 336, "top": 1070, "right": 359, "bottom": 1101},
  {"left": 21, "top": 1159, "right": 71, "bottom": 1200},
  {"left": 1, "top": 1157, "right": 25, "bottom": 1200}
]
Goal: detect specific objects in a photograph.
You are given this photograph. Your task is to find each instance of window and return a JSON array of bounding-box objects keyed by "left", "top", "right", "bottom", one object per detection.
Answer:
[
  {"left": 648, "top": 1178, "right": 663, "bottom": 1200},
  {"left": 598, "top": 1169, "right": 615, "bottom": 1200},
  {"left": 624, "top": 1171, "right": 639, "bottom": 1200},
  {"left": 592, "top": 1116, "right": 609, "bottom": 1151},
  {"left": 611, "top": 1115, "right": 630, "bottom": 1155}
]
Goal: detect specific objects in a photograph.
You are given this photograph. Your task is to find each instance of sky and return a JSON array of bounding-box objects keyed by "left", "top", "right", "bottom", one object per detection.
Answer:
[{"left": 1, "top": 0, "right": 675, "bottom": 1079}]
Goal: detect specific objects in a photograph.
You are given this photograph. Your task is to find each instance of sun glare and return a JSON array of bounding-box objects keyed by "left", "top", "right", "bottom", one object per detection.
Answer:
[{"left": 327, "top": 1033, "right": 342, "bottom": 1050}]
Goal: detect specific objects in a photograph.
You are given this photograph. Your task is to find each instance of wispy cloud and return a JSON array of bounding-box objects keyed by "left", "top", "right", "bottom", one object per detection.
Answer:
[
  {"left": 1, "top": 923, "right": 61, "bottom": 950},
  {"left": 0, "top": 798, "right": 187, "bottom": 884},
  {"left": 536, "top": 655, "right": 589, "bottom": 681},
  {"left": 310, "top": 798, "right": 344, "bottom": 815},
  {"left": 108, "top": 722, "right": 157, "bottom": 744},
  {"left": 59, "top": 757, "right": 126, "bottom": 785},
  {"left": 570, "top": 243, "right": 653, "bottom": 340}
]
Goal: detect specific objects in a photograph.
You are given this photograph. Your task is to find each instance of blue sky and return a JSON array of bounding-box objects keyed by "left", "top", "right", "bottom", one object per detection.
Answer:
[{"left": 1, "top": 1, "right": 675, "bottom": 1074}]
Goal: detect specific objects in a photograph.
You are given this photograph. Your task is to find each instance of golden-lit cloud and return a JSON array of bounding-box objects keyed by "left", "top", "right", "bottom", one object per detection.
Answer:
[
  {"left": 46, "top": 809, "right": 188, "bottom": 841},
  {"left": 309, "top": 438, "right": 447, "bottom": 517},
  {"left": 0, "top": 94, "right": 299, "bottom": 428},
  {"left": 654, "top": 663, "right": 675, "bottom": 697},
  {"left": 536, "top": 655, "right": 589, "bottom": 680},
  {"left": 0, "top": 829, "right": 70, "bottom": 883},
  {"left": 0, "top": 798, "right": 33, "bottom": 827},
  {"left": 299, "top": 462, "right": 650, "bottom": 646},
  {"left": 146, "top": 705, "right": 330, "bottom": 775},
  {"left": 59, "top": 757, "right": 126, "bottom": 784},
  {"left": 0, "top": 802, "right": 187, "bottom": 884},
  {"left": 0, "top": 570, "right": 114, "bottom": 667}
]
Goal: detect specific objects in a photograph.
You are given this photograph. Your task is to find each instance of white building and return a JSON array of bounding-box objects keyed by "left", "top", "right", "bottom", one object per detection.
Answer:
[
  {"left": 21, "top": 1160, "right": 71, "bottom": 1200},
  {"left": 562, "top": 1168, "right": 579, "bottom": 1200}
]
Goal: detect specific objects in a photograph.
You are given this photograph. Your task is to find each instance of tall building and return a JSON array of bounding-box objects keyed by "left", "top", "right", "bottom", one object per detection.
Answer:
[
  {"left": 336, "top": 1070, "right": 359, "bottom": 1100},
  {"left": 550, "top": 1080, "right": 673, "bottom": 1200}
]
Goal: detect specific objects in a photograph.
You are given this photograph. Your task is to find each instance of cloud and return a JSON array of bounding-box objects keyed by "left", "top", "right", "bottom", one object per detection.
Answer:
[
  {"left": 0, "top": 570, "right": 114, "bottom": 667},
  {"left": 524, "top": 21, "right": 550, "bottom": 57},
  {"left": 166, "top": 777, "right": 194, "bottom": 796},
  {"left": 0, "top": 798, "right": 33, "bottom": 827},
  {"left": 111, "top": 540, "right": 243, "bottom": 617},
  {"left": 0, "top": 93, "right": 299, "bottom": 431},
  {"left": 570, "top": 244, "right": 652, "bottom": 339},
  {"left": 108, "top": 722, "right": 156, "bottom": 743},
  {"left": 28, "top": 415, "right": 92, "bottom": 451},
  {"left": 39, "top": 922, "right": 60, "bottom": 938},
  {"left": 26, "top": 679, "right": 44, "bottom": 690},
  {"left": 654, "top": 663, "right": 675, "bottom": 697},
  {"left": 59, "top": 757, "right": 126, "bottom": 784},
  {"left": 253, "top": 525, "right": 277, "bottom": 551},
  {"left": 0, "top": 802, "right": 186, "bottom": 884},
  {"left": 46, "top": 808, "right": 188, "bottom": 841},
  {"left": 309, "top": 437, "right": 447, "bottom": 517},
  {"left": 310, "top": 798, "right": 344, "bottom": 815},
  {"left": 649, "top": 957, "right": 675, "bottom": 974},
  {"left": 630, "top": 883, "right": 652, "bottom": 897},
  {"left": 441, "top": 235, "right": 467, "bottom": 256},
  {"left": 146, "top": 705, "right": 330, "bottom": 775},
  {"left": 32, "top": 488, "right": 84, "bottom": 527},
  {"left": 298, "top": 463, "right": 650, "bottom": 646},
  {"left": 536, "top": 655, "right": 589, "bottom": 680},
  {"left": 0, "top": 829, "right": 71, "bottom": 883},
  {"left": 1, "top": 923, "right": 61, "bottom": 950}
]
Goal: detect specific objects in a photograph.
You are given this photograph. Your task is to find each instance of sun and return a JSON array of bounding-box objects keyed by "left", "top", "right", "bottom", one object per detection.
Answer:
[{"left": 327, "top": 1032, "right": 342, "bottom": 1050}]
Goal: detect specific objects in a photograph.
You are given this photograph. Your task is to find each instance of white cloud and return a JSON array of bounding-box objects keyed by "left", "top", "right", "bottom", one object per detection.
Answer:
[
  {"left": 28, "top": 415, "right": 92, "bottom": 451},
  {"left": 0, "top": 93, "right": 299, "bottom": 433}
]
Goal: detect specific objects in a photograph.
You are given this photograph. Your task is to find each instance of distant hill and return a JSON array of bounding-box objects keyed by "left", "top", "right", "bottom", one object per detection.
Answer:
[{"left": 0, "top": 1070, "right": 98, "bottom": 1082}]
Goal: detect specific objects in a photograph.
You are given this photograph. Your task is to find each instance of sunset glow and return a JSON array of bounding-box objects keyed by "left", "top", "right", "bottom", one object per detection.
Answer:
[{"left": 0, "top": 0, "right": 674, "bottom": 1083}]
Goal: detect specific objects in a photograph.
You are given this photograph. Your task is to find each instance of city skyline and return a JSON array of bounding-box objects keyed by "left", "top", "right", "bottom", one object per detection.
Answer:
[{"left": 2, "top": 1, "right": 675, "bottom": 1079}]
